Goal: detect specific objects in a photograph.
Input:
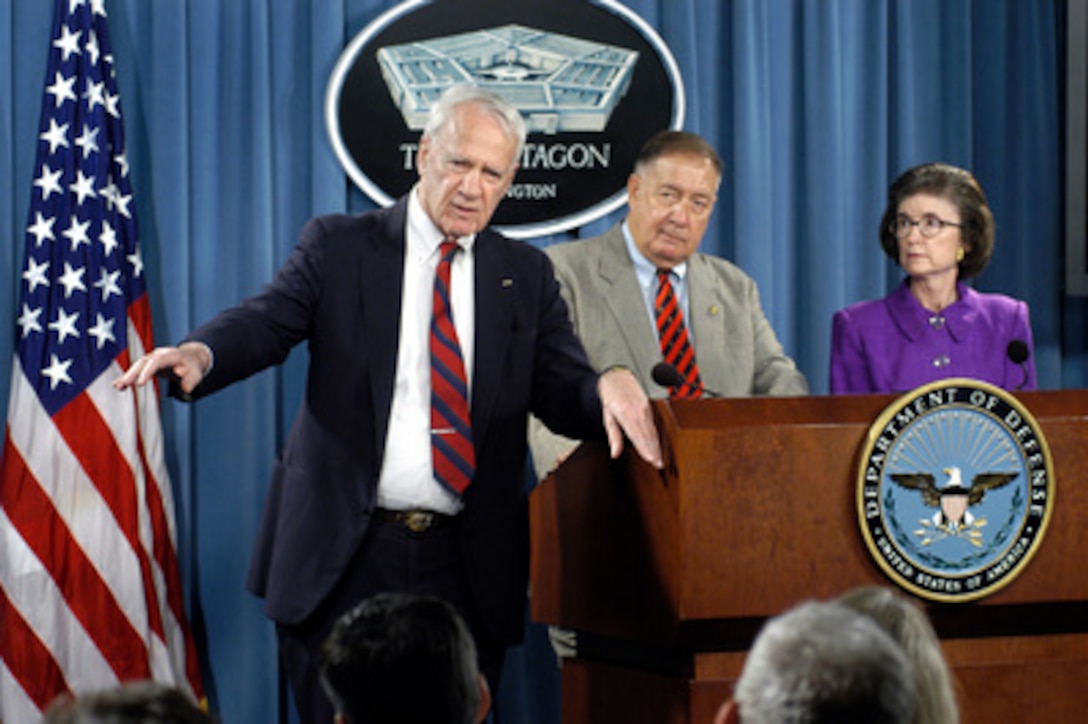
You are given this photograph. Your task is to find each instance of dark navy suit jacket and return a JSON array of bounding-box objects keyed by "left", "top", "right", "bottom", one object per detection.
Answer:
[{"left": 183, "top": 197, "right": 603, "bottom": 644}]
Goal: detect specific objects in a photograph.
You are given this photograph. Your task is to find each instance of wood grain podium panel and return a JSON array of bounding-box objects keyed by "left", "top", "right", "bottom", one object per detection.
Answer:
[{"left": 530, "top": 391, "right": 1088, "bottom": 722}]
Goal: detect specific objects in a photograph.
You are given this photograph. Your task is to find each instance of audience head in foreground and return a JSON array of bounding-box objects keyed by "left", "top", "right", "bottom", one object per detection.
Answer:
[
  {"left": 42, "top": 681, "right": 211, "bottom": 723},
  {"left": 320, "top": 592, "right": 490, "bottom": 724},
  {"left": 837, "top": 585, "right": 959, "bottom": 724},
  {"left": 716, "top": 599, "right": 917, "bottom": 724}
]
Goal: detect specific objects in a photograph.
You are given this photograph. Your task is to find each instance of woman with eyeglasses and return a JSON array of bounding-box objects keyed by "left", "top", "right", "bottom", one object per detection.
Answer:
[{"left": 829, "top": 162, "right": 1036, "bottom": 394}]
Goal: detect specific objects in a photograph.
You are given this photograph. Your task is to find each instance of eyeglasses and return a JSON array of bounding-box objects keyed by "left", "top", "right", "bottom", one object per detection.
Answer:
[{"left": 890, "top": 214, "right": 963, "bottom": 239}]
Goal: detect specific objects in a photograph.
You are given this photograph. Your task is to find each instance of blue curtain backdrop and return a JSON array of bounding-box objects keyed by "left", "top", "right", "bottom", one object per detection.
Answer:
[{"left": 2, "top": 1, "right": 1081, "bottom": 721}]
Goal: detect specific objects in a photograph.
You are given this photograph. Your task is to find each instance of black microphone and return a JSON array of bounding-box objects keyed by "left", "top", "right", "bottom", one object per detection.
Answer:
[
  {"left": 651, "top": 361, "right": 720, "bottom": 398},
  {"left": 1006, "top": 340, "right": 1030, "bottom": 391}
]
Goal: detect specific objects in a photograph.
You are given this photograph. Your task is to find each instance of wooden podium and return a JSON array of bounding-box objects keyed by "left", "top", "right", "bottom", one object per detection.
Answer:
[{"left": 529, "top": 391, "right": 1088, "bottom": 723}]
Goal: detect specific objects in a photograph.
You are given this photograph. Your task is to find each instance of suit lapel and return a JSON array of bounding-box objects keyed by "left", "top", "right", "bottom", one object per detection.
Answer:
[
  {"left": 470, "top": 230, "right": 514, "bottom": 448},
  {"left": 363, "top": 200, "right": 408, "bottom": 456},
  {"left": 598, "top": 228, "right": 660, "bottom": 380},
  {"left": 687, "top": 254, "right": 734, "bottom": 395}
]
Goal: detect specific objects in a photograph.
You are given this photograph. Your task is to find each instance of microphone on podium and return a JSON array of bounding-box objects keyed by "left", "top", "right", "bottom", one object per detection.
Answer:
[
  {"left": 1006, "top": 340, "right": 1030, "bottom": 391},
  {"left": 651, "top": 361, "right": 721, "bottom": 398}
]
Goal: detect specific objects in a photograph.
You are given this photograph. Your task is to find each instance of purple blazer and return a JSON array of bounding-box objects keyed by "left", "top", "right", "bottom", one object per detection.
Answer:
[{"left": 829, "top": 280, "right": 1036, "bottom": 394}]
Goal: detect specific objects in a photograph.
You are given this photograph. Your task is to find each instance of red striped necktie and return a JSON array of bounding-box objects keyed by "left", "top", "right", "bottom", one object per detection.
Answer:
[
  {"left": 430, "top": 240, "right": 475, "bottom": 495},
  {"left": 655, "top": 268, "right": 704, "bottom": 399}
]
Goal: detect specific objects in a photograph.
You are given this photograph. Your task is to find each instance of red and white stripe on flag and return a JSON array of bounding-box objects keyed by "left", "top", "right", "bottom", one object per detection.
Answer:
[{"left": 0, "top": 0, "right": 204, "bottom": 719}]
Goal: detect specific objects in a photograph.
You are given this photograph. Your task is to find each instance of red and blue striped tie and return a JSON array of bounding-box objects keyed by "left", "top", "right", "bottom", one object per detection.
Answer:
[
  {"left": 655, "top": 269, "right": 704, "bottom": 399},
  {"left": 431, "top": 241, "right": 476, "bottom": 495}
]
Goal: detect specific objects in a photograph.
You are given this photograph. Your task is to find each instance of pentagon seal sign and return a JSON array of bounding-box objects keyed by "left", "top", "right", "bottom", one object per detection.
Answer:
[
  {"left": 857, "top": 379, "right": 1054, "bottom": 602},
  {"left": 325, "top": 0, "right": 683, "bottom": 238}
]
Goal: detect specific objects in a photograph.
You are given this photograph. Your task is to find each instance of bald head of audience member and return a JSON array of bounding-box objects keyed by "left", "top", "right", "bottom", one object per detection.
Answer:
[
  {"left": 319, "top": 592, "right": 490, "bottom": 724},
  {"left": 716, "top": 600, "right": 917, "bottom": 724}
]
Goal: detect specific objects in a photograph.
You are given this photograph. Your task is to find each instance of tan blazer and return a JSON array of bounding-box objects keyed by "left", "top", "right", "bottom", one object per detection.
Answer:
[{"left": 529, "top": 223, "right": 808, "bottom": 480}]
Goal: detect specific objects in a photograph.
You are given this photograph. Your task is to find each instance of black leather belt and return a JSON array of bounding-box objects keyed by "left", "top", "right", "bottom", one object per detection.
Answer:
[{"left": 372, "top": 508, "right": 457, "bottom": 533}]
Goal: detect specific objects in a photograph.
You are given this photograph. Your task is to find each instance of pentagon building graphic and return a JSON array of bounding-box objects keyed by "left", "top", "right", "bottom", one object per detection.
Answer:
[{"left": 377, "top": 24, "right": 639, "bottom": 134}]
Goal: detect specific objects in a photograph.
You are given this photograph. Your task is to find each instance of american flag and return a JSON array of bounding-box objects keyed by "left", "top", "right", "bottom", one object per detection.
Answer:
[{"left": 0, "top": 0, "right": 204, "bottom": 718}]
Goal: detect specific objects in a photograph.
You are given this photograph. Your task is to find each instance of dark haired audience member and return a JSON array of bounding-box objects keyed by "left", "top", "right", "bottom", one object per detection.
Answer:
[
  {"left": 320, "top": 592, "right": 490, "bottom": 724},
  {"left": 42, "top": 681, "right": 212, "bottom": 724}
]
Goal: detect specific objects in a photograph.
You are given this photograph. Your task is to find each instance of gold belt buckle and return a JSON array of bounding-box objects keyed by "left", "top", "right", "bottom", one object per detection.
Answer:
[{"left": 402, "top": 510, "right": 435, "bottom": 533}]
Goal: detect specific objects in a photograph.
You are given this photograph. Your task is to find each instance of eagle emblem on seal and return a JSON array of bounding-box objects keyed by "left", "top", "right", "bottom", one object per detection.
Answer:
[{"left": 890, "top": 467, "right": 1018, "bottom": 547}]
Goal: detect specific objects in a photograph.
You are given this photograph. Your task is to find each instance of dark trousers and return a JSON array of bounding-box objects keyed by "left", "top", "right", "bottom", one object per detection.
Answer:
[{"left": 275, "top": 516, "right": 506, "bottom": 724}]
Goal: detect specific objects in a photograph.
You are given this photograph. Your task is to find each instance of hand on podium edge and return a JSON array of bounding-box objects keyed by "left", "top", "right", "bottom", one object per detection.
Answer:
[{"left": 598, "top": 366, "right": 664, "bottom": 469}]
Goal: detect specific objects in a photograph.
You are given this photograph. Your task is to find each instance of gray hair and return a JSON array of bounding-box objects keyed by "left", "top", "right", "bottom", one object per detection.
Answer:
[
  {"left": 423, "top": 84, "right": 527, "bottom": 160},
  {"left": 837, "top": 586, "right": 960, "bottom": 724},
  {"left": 734, "top": 600, "right": 917, "bottom": 724}
]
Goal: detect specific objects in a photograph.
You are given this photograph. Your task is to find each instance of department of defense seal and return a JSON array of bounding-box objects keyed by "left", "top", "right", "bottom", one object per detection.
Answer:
[{"left": 857, "top": 379, "right": 1054, "bottom": 602}]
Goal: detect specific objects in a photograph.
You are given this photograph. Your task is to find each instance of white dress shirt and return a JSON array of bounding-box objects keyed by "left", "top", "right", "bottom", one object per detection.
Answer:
[
  {"left": 377, "top": 189, "right": 475, "bottom": 514},
  {"left": 621, "top": 221, "right": 694, "bottom": 345}
]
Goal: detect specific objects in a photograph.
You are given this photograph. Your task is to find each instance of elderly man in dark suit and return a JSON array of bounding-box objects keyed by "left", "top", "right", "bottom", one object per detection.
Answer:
[{"left": 116, "top": 84, "right": 661, "bottom": 724}]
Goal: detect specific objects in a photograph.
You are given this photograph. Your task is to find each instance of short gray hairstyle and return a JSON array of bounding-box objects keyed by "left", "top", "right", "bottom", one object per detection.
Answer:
[
  {"left": 837, "top": 586, "right": 960, "bottom": 724},
  {"left": 734, "top": 600, "right": 917, "bottom": 724},
  {"left": 423, "top": 84, "right": 527, "bottom": 160}
]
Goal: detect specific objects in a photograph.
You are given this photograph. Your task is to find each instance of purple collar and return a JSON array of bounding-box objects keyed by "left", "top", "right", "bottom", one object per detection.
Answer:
[{"left": 886, "top": 280, "right": 980, "bottom": 343}]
